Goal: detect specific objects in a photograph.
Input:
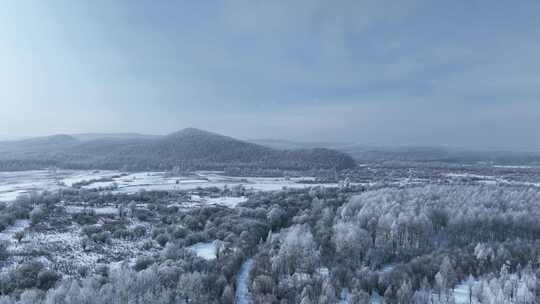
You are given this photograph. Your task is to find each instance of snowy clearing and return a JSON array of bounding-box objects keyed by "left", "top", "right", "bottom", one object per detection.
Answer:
[
  {"left": 0, "top": 170, "right": 117, "bottom": 202},
  {"left": 205, "top": 196, "right": 248, "bottom": 208},
  {"left": 0, "top": 219, "right": 30, "bottom": 242},
  {"left": 90, "top": 172, "right": 342, "bottom": 193},
  {"left": 0, "top": 170, "right": 343, "bottom": 204},
  {"left": 188, "top": 241, "right": 218, "bottom": 260}
]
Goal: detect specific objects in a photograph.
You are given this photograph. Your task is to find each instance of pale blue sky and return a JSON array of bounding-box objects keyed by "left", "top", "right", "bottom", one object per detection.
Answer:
[{"left": 1, "top": 1, "right": 539, "bottom": 150}]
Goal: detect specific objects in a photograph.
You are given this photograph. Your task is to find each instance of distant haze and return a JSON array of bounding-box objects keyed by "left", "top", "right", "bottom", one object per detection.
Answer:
[{"left": 1, "top": 1, "right": 539, "bottom": 151}]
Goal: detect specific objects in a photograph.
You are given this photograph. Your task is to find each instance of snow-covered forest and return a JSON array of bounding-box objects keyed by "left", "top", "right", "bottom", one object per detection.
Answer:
[{"left": 0, "top": 163, "right": 539, "bottom": 303}]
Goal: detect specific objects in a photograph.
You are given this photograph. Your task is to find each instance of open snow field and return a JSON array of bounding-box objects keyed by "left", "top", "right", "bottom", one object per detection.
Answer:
[
  {"left": 0, "top": 170, "right": 341, "bottom": 203},
  {"left": 443, "top": 172, "right": 540, "bottom": 187},
  {"left": 0, "top": 170, "right": 118, "bottom": 202},
  {"left": 0, "top": 170, "right": 62, "bottom": 202},
  {"left": 80, "top": 171, "right": 341, "bottom": 193}
]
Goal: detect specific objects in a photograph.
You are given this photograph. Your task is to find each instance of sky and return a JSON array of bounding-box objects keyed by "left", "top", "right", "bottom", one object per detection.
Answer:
[{"left": 0, "top": 1, "right": 539, "bottom": 151}]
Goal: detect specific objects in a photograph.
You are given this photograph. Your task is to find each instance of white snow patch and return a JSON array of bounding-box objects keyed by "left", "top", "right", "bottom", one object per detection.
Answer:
[
  {"left": 0, "top": 219, "right": 30, "bottom": 242},
  {"left": 493, "top": 165, "right": 533, "bottom": 169},
  {"left": 65, "top": 206, "right": 118, "bottom": 215},
  {"left": 61, "top": 170, "right": 118, "bottom": 187},
  {"left": 205, "top": 196, "right": 247, "bottom": 208},
  {"left": 318, "top": 267, "right": 330, "bottom": 278},
  {"left": 379, "top": 264, "right": 396, "bottom": 274},
  {"left": 444, "top": 173, "right": 494, "bottom": 180},
  {"left": 188, "top": 241, "right": 218, "bottom": 260},
  {"left": 452, "top": 280, "right": 477, "bottom": 304}
]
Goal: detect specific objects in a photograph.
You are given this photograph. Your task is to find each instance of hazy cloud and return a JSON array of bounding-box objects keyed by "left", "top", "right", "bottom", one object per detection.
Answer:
[{"left": 0, "top": 1, "right": 539, "bottom": 150}]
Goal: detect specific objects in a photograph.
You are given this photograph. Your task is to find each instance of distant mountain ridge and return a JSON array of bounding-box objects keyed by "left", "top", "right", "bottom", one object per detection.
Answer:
[
  {"left": 250, "top": 139, "right": 540, "bottom": 166},
  {"left": 249, "top": 139, "right": 351, "bottom": 150},
  {"left": 0, "top": 128, "right": 356, "bottom": 171}
]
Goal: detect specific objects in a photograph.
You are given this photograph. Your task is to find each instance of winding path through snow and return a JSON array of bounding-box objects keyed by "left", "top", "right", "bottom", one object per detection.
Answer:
[{"left": 235, "top": 258, "right": 254, "bottom": 304}]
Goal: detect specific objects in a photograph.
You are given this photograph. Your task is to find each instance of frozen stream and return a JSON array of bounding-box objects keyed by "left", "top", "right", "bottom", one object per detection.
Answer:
[{"left": 235, "top": 258, "right": 254, "bottom": 304}]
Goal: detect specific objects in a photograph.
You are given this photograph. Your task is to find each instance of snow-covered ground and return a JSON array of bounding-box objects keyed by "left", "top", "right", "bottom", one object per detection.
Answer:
[
  {"left": 28, "top": 228, "right": 101, "bottom": 272},
  {"left": 61, "top": 170, "right": 119, "bottom": 187},
  {"left": 0, "top": 170, "right": 62, "bottom": 202},
  {"left": 443, "top": 172, "right": 540, "bottom": 188},
  {"left": 2, "top": 168, "right": 538, "bottom": 204},
  {"left": 453, "top": 282, "right": 472, "bottom": 304},
  {"left": 84, "top": 171, "right": 341, "bottom": 193},
  {"left": 205, "top": 196, "right": 248, "bottom": 208},
  {"left": 0, "top": 170, "right": 118, "bottom": 202},
  {"left": 0, "top": 170, "right": 342, "bottom": 204},
  {"left": 493, "top": 165, "right": 535, "bottom": 169},
  {"left": 0, "top": 219, "right": 30, "bottom": 243},
  {"left": 339, "top": 289, "right": 385, "bottom": 304},
  {"left": 65, "top": 206, "right": 119, "bottom": 215},
  {"left": 188, "top": 241, "right": 218, "bottom": 260},
  {"left": 444, "top": 172, "right": 497, "bottom": 180},
  {"left": 2, "top": 221, "right": 159, "bottom": 276},
  {"left": 0, "top": 219, "right": 31, "bottom": 274},
  {"left": 235, "top": 258, "right": 254, "bottom": 304}
]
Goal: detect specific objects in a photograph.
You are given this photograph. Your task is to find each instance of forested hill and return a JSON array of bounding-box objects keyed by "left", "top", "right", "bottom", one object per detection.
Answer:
[{"left": 0, "top": 128, "right": 356, "bottom": 171}]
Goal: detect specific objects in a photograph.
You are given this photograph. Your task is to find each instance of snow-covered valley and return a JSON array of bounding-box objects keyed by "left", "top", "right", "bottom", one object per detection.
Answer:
[{"left": 0, "top": 170, "right": 342, "bottom": 204}]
